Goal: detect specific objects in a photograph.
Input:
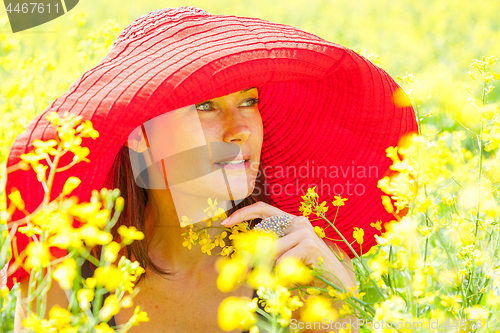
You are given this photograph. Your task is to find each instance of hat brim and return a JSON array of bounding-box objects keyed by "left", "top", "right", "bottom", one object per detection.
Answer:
[{"left": 5, "top": 7, "right": 418, "bottom": 287}]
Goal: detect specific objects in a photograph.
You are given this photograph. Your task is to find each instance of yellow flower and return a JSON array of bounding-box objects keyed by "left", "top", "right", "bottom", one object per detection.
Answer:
[
  {"left": 94, "top": 322, "right": 114, "bottom": 333},
  {"left": 316, "top": 201, "right": 329, "bottom": 215},
  {"left": 377, "top": 176, "right": 392, "bottom": 194},
  {"left": 314, "top": 226, "right": 325, "bottom": 238},
  {"left": 417, "top": 225, "right": 432, "bottom": 236},
  {"left": 232, "top": 231, "right": 277, "bottom": 260},
  {"left": 247, "top": 267, "right": 278, "bottom": 289},
  {"left": 353, "top": 227, "right": 364, "bottom": 245},
  {"left": 306, "top": 186, "right": 318, "bottom": 199},
  {"left": 71, "top": 145, "right": 90, "bottom": 163},
  {"left": 249, "top": 326, "right": 259, "bottom": 333},
  {"left": 214, "top": 207, "right": 228, "bottom": 221},
  {"left": 20, "top": 152, "right": 45, "bottom": 167},
  {"left": 306, "top": 288, "right": 321, "bottom": 295},
  {"left": 381, "top": 195, "right": 394, "bottom": 213},
  {"left": 77, "top": 289, "right": 95, "bottom": 310},
  {"left": 204, "top": 198, "right": 218, "bottom": 213},
  {"left": 182, "top": 238, "right": 193, "bottom": 250},
  {"left": 115, "top": 196, "right": 125, "bottom": 212},
  {"left": 215, "top": 256, "right": 248, "bottom": 292},
  {"left": 34, "top": 163, "right": 48, "bottom": 182},
  {"left": 126, "top": 306, "right": 150, "bottom": 327},
  {"left": 33, "top": 139, "right": 58, "bottom": 156},
  {"left": 85, "top": 277, "right": 97, "bottom": 289},
  {"left": 215, "top": 231, "right": 227, "bottom": 248},
  {"left": 18, "top": 224, "right": 42, "bottom": 237},
  {"left": 299, "top": 203, "right": 312, "bottom": 217},
  {"left": 276, "top": 256, "right": 313, "bottom": 286},
  {"left": 58, "top": 126, "right": 76, "bottom": 143},
  {"left": 332, "top": 195, "right": 348, "bottom": 207},
  {"left": 218, "top": 296, "right": 257, "bottom": 331},
  {"left": 257, "top": 285, "right": 299, "bottom": 326},
  {"left": 417, "top": 198, "right": 432, "bottom": 212},
  {"left": 22, "top": 313, "right": 53, "bottom": 332},
  {"left": 46, "top": 112, "right": 61, "bottom": 126},
  {"left": 412, "top": 269, "right": 427, "bottom": 297},
  {"left": 79, "top": 224, "right": 112, "bottom": 247},
  {"left": 48, "top": 305, "right": 72, "bottom": 328},
  {"left": 368, "top": 250, "right": 390, "bottom": 280},
  {"left": 99, "top": 294, "right": 121, "bottom": 321},
  {"left": 300, "top": 295, "right": 338, "bottom": 324},
  {"left": 25, "top": 242, "right": 51, "bottom": 270},
  {"left": 370, "top": 220, "right": 383, "bottom": 231},
  {"left": 104, "top": 241, "right": 122, "bottom": 262},
  {"left": 464, "top": 305, "right": 489, "bottom": 320},
  {"left": 88, "top": 209, "right": 111, "bottom": 229},
  {"left": 8, "top": 189, "right": 25, "bottom": 211},
  {"left": 68, "top": 202, "right": 102, "bottom": 222},
  {"left": 201, "top": 241, "right": 216, "bottom": 255},
  {"left": 338, "top": 303, "right": 351, "bottom": 316},
  {"left": 94, "top": 265, "right": 124, "bottom": 292},
  {"left": 53, "top": 258, "right": 77, "bottom": 290},
  {"left": 180, "top": 215, "right": 193, "bottom": 227},
  {"left": 118, "top": 225, "right": 145, "bottom": 245},
  {"left": 48, "top": 228, "right": 82, "bottom": 250},
  {"left": 327, "top": 287, "right": 339, "bottom": 298},
  {"left": 220, "top": 246, "right": 234, "bottom": 257},
  {"left": 76, "top": 120, "right": 99, "bottom": 139},
  {"left": 62, "top": 176, "right": 81, "bottom": 196}
]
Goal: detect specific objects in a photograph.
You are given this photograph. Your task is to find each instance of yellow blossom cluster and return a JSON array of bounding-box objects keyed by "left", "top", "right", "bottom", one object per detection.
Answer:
[
  {"left": 1, "top": 114, "right": 150, "bottom": 332},
  {"left": 357, "top": 57, "right": 500, "bottom": 331},
  {"left": 215, "top": 230, "right": 314, "bottom": 331},
  {"left": 181, "top": 198, "right": 250, "bottom": 257}
]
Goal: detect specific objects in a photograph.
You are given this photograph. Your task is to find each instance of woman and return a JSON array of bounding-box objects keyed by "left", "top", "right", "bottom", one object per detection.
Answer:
[{"left": 6, "top": 6, "right": 418, "bottom": 332}]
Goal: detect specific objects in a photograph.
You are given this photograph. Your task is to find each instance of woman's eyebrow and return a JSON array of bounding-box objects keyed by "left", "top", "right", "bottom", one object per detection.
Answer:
[{"left": 241, "top": 87, "right": 256, "bottom": 93}]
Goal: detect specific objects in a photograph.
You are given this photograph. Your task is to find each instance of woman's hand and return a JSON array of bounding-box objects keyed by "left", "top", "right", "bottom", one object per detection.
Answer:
[{"left": 221, "top": 201, "right": 356, "bottom": 291}]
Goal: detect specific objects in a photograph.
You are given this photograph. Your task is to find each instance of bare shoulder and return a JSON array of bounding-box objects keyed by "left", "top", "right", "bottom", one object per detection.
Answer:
[{"left": 14, "top": 276, "right": 70, "bottom": 332}]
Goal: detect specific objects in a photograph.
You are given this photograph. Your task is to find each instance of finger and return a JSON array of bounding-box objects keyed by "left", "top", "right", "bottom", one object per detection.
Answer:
[
  {"left": 281, "top": 215, "right": 314, "bottom": 236},
  {"left": 272, "top": 218, "right": 317, "bottom": 256},
  {"left": 221, "top": 201, "right": 292, "bottom": 227},
  {"left": 274, "top": 229, "right": 306, "bottom": 258},
  {"left": 275, "top": 242, "right": 318, "bottom": 268},
  {"left": 275, "top": 229, "right": 322, "bottom": 266}
]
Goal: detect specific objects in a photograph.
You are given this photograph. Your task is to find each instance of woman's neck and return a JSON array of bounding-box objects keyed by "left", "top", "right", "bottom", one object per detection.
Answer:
[{"left": 142, "top": 189, "right": 232, "bottom": 276}]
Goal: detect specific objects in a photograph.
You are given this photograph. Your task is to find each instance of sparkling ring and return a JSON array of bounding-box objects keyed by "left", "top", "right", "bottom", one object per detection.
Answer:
[{"left": 253, "top": 215, "right": 294, "bottom": 237}]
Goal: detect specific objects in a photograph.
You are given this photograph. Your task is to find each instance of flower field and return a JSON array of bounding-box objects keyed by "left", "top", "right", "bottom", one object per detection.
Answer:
[{"left": 1, "top": 0, "right": 500, "bottom": 332}]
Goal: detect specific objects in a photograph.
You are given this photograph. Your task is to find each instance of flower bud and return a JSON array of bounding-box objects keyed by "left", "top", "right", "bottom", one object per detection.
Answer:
[{"left": 115, "top": 197, "right": 125, "bottom": 213}]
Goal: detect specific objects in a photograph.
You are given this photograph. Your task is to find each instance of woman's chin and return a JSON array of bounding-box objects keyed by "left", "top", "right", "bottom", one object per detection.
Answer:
[{"left": 213, "top": 186, "right": 253, "bottom": 202}]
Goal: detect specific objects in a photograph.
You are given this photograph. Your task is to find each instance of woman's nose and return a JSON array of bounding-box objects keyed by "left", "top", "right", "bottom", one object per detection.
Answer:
[{"left": 222, "top": 107, "right": 252, "bottom": 143}]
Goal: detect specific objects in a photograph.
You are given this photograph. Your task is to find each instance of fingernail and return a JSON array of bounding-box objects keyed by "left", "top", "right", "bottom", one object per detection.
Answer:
[{"left": 221, "top": 217, "right": 231, "bottom": 225}]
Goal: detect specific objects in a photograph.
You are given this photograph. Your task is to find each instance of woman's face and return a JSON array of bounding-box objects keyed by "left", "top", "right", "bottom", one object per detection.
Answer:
[{"left": 128, "top": 87, "right": 263, "bottom": 222}]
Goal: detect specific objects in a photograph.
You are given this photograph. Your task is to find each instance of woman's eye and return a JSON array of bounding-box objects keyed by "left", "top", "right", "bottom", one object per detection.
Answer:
[
  {"left": 240, "top": 98, "right": 259, "bottom": 107},
  {"left": 195, "top": 102, "right": 213, "bottom": 111}
]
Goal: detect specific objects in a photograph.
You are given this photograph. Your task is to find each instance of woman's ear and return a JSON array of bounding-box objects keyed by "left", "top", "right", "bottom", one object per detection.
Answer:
[{"left": 126, "top": 126, "right": 149, "bottom": 153}]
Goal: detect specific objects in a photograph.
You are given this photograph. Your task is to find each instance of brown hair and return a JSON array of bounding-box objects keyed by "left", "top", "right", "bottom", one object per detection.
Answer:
[{"left": 101, "top": 144, "right": 272, "bottom": 282}]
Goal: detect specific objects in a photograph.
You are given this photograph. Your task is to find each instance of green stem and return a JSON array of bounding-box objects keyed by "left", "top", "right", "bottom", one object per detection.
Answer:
[
  {"left": 474, "top": 78, "right": 486, "bottom": 238},
  {"left": 478, "top": 227, "right": 500, "bottom": 304},
  {"left": 27, "top": 266, "right": 36, "bottom": 317},
  {"left": 69, "top": 262, "right": 81, "bottom": 316},
  {"left": 43, "top": 145, "right": 62, "bottom": 205},
  {"left": 387, "top": 246, "right": 396, "bottom": 295},
  {"left": 317, "top": 211, "right": 386, "bottom": 300},
  {"left": 313, "top": 275, "right": 376, "bottom": 316}
]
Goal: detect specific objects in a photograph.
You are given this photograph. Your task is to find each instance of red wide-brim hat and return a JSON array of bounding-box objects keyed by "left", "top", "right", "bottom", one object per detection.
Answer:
[{"left": 4, "top": 6, "right": 417, "bottom": 287}]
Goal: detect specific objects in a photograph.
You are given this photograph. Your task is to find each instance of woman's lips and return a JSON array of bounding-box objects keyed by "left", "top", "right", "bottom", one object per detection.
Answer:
[{"left": 214, "top": 159, "right": 251, "bottom": 170}]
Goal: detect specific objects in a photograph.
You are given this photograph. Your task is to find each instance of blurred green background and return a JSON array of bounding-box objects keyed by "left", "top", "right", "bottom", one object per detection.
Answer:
[{"left": 1, "top": 0, "right": 500, "bottom": 164}]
